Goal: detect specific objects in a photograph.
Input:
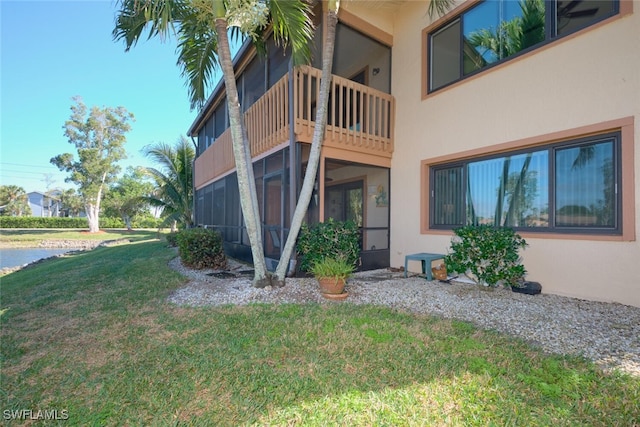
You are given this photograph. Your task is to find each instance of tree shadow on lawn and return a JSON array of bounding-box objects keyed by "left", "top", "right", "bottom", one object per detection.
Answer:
[
  {"left": 139, "top": 303, "right": 640, "bottom": 426},
  {"left": 1, "top": 242, "right": 638, "bottom": 425}
]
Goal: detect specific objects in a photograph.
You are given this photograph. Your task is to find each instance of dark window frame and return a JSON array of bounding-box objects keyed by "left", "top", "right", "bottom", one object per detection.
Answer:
[
  {"left": 429, "top": 131, "right": 622, "bottom": 235},
  {"left": 427, "top": 0, "right": 619, "bottom": 93}
]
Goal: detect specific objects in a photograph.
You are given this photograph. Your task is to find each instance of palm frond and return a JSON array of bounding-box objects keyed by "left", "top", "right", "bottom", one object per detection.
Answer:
[
  {"left": 113, "top": 0, "right": 188, "bottom": 49},
  {"left": 427, "top": 0, "right": 456, "bottom": 19},
  {"left": 269, "top": 0, "right": 314, "bottom": 66},
  {"left": 176, "top": 13, "right": 220, "bottom": 110}
]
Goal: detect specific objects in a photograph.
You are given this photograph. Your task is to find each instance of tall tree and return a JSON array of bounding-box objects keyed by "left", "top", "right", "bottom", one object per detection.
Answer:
[
  {"left": 51, "top": 97, "right": 133, "bottom": 232},
  {"left": 114, "top": 0, "right": 454, "bottom": 286},
  {"left": 114, "top": 0, "right": 313, "bottom": 287},
  {"left": 58, "top": 188, "right": 84, "bottom": 217},
  {"left": 103, "top": 167, "right": 155, "bottom": 230},
  {"left": 142, "top": 137, "right": 194, "bottom": 231},
  {"left": 0, "top": 185, "right": 31, "bottom": 216}
]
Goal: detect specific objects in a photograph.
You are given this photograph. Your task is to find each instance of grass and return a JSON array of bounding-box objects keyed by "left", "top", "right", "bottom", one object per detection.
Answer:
[
  {"left": 0, "top": 229, "right": 163, "bottom": 247},
  {"left": 1, "top": 236, "right": 639, "bottom": 425}
]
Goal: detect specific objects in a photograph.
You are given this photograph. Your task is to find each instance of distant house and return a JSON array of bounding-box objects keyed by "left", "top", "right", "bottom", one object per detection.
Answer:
[{"left": 27, "top": 192, "right": 61, "bottom": 217}]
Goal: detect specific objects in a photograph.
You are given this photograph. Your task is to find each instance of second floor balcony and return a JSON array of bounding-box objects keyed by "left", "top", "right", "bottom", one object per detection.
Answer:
[{"left": 195, "top": 65, "right": 395, "bottom": 189}]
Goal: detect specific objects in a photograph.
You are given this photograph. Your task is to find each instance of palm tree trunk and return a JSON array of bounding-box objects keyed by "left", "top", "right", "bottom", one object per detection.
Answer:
[
  {"left": 274, "top": 3, "right": 339, "bottom": 282},
  {"left": 504, "top": 153, "right": 532, "bottom": 226},
  {"left": 214, "top": 17, "right": 270, "bottom": 287},
  {"left": 495, "top": 157, "right": 511, "bottom": 226}
]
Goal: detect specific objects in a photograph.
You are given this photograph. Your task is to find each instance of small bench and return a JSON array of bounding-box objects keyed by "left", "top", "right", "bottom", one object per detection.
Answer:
[{"left": 404, "top": 253, "right": 446, "bottom": 281}]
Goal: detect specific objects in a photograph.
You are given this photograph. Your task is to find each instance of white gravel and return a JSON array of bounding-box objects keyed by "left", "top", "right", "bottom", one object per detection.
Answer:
[{"left": 168, "top": 257, "right": 640, "bottom": 377}]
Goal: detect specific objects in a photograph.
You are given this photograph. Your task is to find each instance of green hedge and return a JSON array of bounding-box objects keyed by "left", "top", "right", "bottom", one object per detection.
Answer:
[
  {"left": 0, "top": 217, "right": 86, "bottom": 229},
  {"left": 176, "top": 228, "right": 227, "bottom": 270},
  {"left": 0, "top": 216, "right": 163, "bottom": 229}
]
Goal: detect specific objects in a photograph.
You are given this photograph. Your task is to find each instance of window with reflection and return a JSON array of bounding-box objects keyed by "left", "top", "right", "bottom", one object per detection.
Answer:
[
  {"left": 555, "top": 139, "right": 616, "bottom": 227},
  {"left": 430, "top": 132, "right": 620, "bottom": 234},
  {"left": 428, "top": 0, "right": 617, "bottom": 92}
]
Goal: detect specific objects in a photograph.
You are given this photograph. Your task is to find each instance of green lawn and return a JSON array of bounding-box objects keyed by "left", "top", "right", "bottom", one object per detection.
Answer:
[
  {"left": 1, "top": 239, "right": 638, "bottom": 425},
  {"left": 0, "top": 229, "right": 162, "bottom": 247}
]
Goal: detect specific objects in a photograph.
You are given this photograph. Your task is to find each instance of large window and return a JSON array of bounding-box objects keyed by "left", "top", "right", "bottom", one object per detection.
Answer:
[
  {"left": 430, "top": 132, "right": 621, "bottom": 234},
  {"left": 428, "top": 0, "right": 618, "bottom": 92}
]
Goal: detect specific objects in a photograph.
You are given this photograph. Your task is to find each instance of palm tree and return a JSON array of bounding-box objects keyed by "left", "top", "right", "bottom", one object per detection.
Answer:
[
  {"left": 273, "top": 0, "right": 339, "bottom": 282},
  {"left": 142, "top": 137, "right": 194, "bottom": 231},
  {"left": 115, "top": 0, "right": 455, "bottom": 286},
  {"left": 114, "top": 0, "right": 313, "bottom": 287},
  {"left": 58, "top": 188, "right": 84, "bottom": 217},
  {"left": 0, "top": 185, "right": 30, "bottom": 216}
]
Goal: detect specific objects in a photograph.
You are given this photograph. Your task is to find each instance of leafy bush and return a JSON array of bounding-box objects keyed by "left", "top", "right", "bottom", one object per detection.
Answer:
[
  {"left": 445, "top": 225, "right": 527, "bottom": 288},
  {"left": 100, "top": 217, "right": 126, "bottom": 228},
  {"left": 296, "top": 218, "right": 360, "bottom": 273},
  {"left": 165, "top": 232, "right": 179, "bottom": 247},
  {"left": 176, "top": 228, "right": 227, "bottom": 270},
  {"left": 131, "top": 215, "right": 163, "bottom": 229}
]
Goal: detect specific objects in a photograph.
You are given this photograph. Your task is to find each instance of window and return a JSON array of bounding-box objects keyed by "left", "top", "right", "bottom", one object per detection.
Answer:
[
  {"left": 243, "top": 56, "right": 266, "bottom": 112},
  {"left": 205, "top": 117, "right": 214, "bottom": 148},
  {"left": 427, "top": 0, "right": 618, "bottom": 92},
  {"left": 197, "top": 127, "right": 206, "bottom": 156},
  {"left": 267, "top": 37, "right": 290, "bottom": 86},
  {"left": 213, "top": 98, "right": 227, "bottom": 139},
  {"left": 430, "top": 132, "right": 621, "bottom": 234}
]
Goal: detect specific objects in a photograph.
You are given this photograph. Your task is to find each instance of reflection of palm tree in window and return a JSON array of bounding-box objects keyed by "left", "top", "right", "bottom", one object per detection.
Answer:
[
  {"left": 596, "top": 158, "right": 615, "bottom": 226},
  {"left": 504, "top": 155, "right": 538, "bottom": 226},
  {"left": 467, "top": 0, "right": 545, "bottom": 64},
  {"left": 570, "top": 145, "right": 615, "bottom": 227},
  {"left": 494, "top": 154, "right": 539, "bottom": 227}
]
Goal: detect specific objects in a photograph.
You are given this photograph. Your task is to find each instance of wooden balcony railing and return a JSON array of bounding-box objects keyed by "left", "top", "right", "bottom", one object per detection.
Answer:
[
  {"left": 293, "top": 65, "right": 395, "bottom": 157},
  {"left": 195, "top": 65, "right": 395, "bottom": 189}
]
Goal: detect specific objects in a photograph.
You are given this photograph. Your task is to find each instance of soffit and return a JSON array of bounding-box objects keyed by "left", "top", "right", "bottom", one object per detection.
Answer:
[{"left": 356, "top": 0, "right": 406, "bottom": 11}]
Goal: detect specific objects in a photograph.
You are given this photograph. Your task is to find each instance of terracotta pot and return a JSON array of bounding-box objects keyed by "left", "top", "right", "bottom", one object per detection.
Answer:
[{"left": 317, "top": 277, "right": 346, "bottom": 295}]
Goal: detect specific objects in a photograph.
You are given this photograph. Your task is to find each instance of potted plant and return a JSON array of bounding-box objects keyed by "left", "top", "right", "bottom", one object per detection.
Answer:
[{"left": 311, "top": 257, "right": 354, "bottom": 300}]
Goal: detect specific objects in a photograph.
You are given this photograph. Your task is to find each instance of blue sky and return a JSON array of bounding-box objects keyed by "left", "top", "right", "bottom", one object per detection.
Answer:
[{"left": 1, "top": 0, "right": 216, "bottom": 193}]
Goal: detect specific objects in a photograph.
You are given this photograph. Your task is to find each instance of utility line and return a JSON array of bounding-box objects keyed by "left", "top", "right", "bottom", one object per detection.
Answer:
[
  {"left": 0, "top": 162, "right": 59, "bottom": 169},
  {"left": 0, "top": 169, "right": 61, "bottom": 175}
]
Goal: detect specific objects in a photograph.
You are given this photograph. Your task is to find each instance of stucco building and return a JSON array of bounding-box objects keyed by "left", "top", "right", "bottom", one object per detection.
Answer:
[{"left": 189, "top": 0, "right": 639, "bottom": 307}]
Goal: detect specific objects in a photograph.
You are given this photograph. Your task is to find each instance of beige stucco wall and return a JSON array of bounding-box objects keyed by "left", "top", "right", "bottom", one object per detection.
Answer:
[{"left": 389, "top": 2, "right": 640, "bottom": 306}]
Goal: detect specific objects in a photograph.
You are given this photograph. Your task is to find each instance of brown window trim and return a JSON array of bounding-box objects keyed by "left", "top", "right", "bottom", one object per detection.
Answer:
[
  {"left": 421, "top": 0, "right": 634, "bottom": 100},
  {"left": 420, "top": 117, "right": 636, "bottom": 242}
]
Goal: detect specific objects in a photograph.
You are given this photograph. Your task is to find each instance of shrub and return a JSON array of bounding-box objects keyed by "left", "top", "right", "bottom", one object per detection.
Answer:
[
  {"left": 131, "top": 216, "right": 163, "bottom": 229},
  {"left": 100, "top": 217, "right": 126, "bottom": 228},
  {"left": 445, "top": 225, "right": 527, "bottom": 288},
  {"left": 296, "top": 218, "right": 360, "bottom": 273},
  {"left": 176, "top": 228, "right": 227, "bottom": 270},
  {"left": 165, "top": 232, "right": 179, "bottom": 247}
]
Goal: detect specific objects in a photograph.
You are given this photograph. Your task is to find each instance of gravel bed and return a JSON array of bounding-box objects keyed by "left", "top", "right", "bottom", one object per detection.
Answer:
[{"left": 168, "top": 257, "right": 640, "bottom": 377}]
